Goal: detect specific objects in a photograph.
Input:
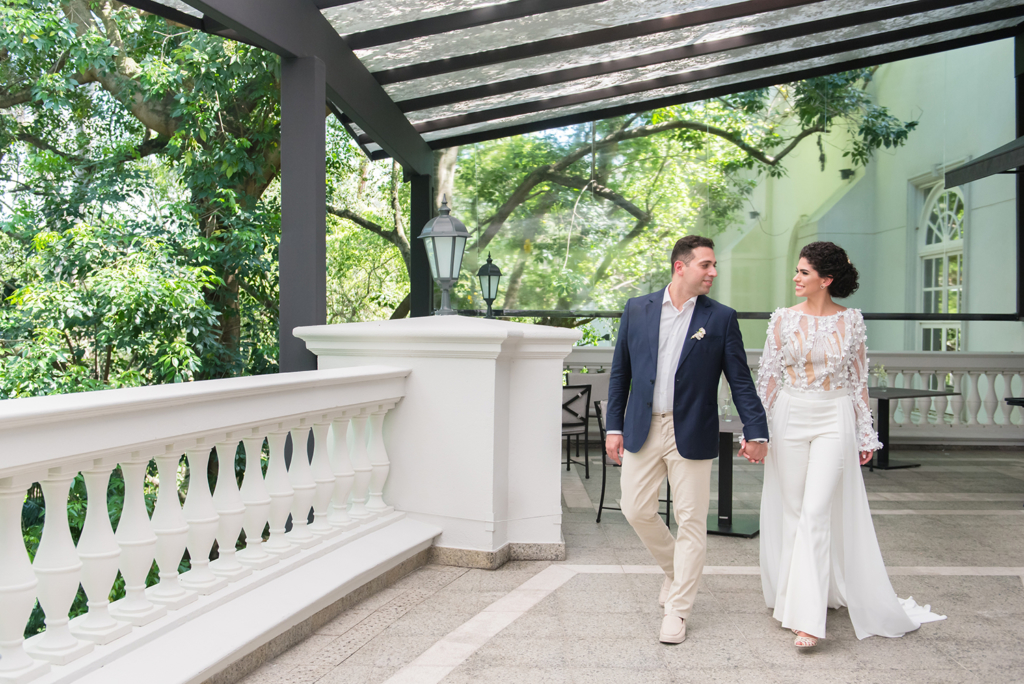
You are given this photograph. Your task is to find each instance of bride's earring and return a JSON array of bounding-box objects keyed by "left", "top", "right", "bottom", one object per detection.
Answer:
[{"left": 820, "top": 284, "right": 825, "bottom": 289}]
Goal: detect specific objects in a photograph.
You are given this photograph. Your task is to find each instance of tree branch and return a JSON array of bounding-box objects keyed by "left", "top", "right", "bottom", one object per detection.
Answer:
[
  {"left": 543, "top": 172, "right": 650, "bottom": 224},
  {"left": 327, "top": 204, "right": 411, "bottom": 271}
]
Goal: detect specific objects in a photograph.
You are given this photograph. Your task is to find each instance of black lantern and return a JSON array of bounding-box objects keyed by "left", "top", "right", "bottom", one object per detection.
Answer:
[
  {"left": 476, "top": 253, "right": 502, "bottom": 319},
  {"left": 418, "top": 195, "right": 469, "bottom": 316}
]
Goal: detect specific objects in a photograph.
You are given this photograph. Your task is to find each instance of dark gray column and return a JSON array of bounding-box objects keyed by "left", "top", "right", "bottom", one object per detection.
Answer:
[
  {"left": 279, "top": 56, "right": 327, "bottom": 371},
  {"left": 409, "top": 174, "right": 434, "bottom": 317}
]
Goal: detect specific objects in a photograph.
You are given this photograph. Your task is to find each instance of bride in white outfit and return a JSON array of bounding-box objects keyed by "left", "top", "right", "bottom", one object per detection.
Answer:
[{"left": 748, "top": 241, "right": 943, "bottom": 649}]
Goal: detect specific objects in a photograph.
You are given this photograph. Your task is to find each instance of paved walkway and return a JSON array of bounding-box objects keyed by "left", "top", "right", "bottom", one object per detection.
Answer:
[{"left": 238, "top": 449, "right": 1024, "bottom": 684}]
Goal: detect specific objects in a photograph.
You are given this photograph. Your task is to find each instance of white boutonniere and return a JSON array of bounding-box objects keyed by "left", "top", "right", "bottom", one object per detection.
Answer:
[{"left": 691, "top": 327, "right": 706, "bottom": 340}]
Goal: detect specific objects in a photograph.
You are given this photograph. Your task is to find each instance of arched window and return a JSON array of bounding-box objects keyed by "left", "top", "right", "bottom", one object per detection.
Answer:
[{"left": 918, "top": 186, "right": 965, "bottom": 351}]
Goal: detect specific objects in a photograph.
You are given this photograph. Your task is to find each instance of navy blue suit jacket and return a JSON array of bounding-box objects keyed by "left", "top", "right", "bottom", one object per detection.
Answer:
[{"left": 606, "top": 289, "right": 769, "bottom": 459}]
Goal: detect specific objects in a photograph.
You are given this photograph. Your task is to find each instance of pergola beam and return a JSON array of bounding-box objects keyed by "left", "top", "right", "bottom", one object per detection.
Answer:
[
  {"left": 182, "top": 0, "right": 434, "bottom": 176},
  {"left": 371, "top": 0, "right": 831, "bottom": 85},
  {"left": 399, "top": 8, "right": 1024, "bottom": 136},
  {"left": 394, "top": 0, "right": 1007, "bottom": 114},
  {"left": 420, "top": 24, "right": 1019, "bottom": 150},
  {"left": 344, "top": 0, "right": 609, "bottom": 50}
]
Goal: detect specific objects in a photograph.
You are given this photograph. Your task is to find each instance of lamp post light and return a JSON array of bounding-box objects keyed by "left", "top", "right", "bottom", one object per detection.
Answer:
[
  {"left": 418, "top": 195, "right": 469, "bottom": 316},
  {"left": 476, "top": 253, "right": 502, "bottom": 319}
]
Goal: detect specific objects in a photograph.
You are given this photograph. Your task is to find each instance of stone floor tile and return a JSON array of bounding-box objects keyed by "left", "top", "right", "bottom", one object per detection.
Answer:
[
  {"left": 463, "top": 636, "right": 568, "bottom": 669},
  {"left": 568, "top": 667, "right": 679, "bottom": 684},
  {"left": 441, "top": 665, "right": 573, "bottom": 684},
  {"left": 560, "top": 637, "right": 667, "bottom": 670}
]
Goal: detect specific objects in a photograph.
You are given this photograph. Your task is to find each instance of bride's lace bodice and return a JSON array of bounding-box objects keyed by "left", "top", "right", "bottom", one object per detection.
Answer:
[{"left": 756, "top": 308, "right": 882, "bottom": 452}]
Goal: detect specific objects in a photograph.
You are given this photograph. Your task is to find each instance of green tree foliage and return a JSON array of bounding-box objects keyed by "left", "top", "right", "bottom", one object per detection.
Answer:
[{"left": 447, "top": 77, "right": 917, "bottom": 321}]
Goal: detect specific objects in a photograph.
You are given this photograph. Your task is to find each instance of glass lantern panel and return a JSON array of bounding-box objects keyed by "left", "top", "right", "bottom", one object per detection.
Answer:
[
  {"left": 433, "top": 236, "right": 455, "bottom": 279},
  {"left": 480, "top": 274, "right": 501, "bottom": 300},
  {"left": 424, "top": 236, "right": 439, "bottom": 280},
  {"left": 451, "top": 236, "right": 467, "bottom": 281}
]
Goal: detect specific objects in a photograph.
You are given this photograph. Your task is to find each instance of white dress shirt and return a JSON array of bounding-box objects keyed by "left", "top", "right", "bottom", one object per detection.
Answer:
[
  {"left": 654, "top": 289, "right": 697, "bottom": 413},
  {"left": 607, "top": 289, "right": 695, "bottom": 435}
]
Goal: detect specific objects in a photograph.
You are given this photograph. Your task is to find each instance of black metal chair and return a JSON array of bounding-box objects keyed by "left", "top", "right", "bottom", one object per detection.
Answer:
[
  {"left": 562, "top": 384, "right": 591, "bottom": 479},
  {"left": 594, "top": 401, "right": 672, "bottom": 526}
]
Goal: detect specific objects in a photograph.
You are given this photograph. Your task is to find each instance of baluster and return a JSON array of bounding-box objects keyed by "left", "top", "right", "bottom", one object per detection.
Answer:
[
  {"left": 348, "top": 411, "right": 374, "bottom": 520},
  {"left": 286, "top": 427, "right": 317, "bottom": 549},
  {"left": 949, "top": 371, "right": 966, "bottom": 427},
  {"left": 209, "top": 440, "right": 250, "bottom": 581},
  {"left": 24, "top": 469, "right": 93, "bottom": 664},
  {"left": 921, "top": 370, "right": 937, "bottom": 423},
  {"left": 146, "top": 452, "right": 195, "bottom": 608},
  {"left": 366, "top": 404, "right": 395, "bottom": 516},
  {"left": 236, "top": 436, "right": 276, "bottom": 570},
  {"left": 981, "top": 371, "right": 999, "bottom": 426},
  {"left": 1003, "top": 370, "right": 1019, "bottom": 423},
  {"left": 933, "top": 374, "right": 949, "bottom": 428},
  {"left": 308, "top": 423, "right": 336, "bottom": 536},
  {"left": 992, "top": 372, "right": 1009, "bottom": 426},
  {"left": 890, "top": 370, "right": 903, "bottom": 424},
  {"left": 263, "top": 431, "right": 297, "bottom": 558},
  {"left": 965, "top": 371, "right": 982, "bottom": 426},
  {"left": 69, "top": 460, "right": 131, "bottom": 644},
  {"left": 109, "top": 456, "right": 165, "bottom": 625},
  {"left": 328, "top": 416, "right": 357, "bottom": 531},
  {"left": 0, "top": 479, "right": 50, "bottom": 681},
  {"left": 179, "top": 448, "right": 226, "bottom": 594}
]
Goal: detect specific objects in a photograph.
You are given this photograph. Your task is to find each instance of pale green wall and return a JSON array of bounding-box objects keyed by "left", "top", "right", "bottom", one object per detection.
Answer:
[{"left": 716, "top": 39, "right": 1021, "bottom": 353}]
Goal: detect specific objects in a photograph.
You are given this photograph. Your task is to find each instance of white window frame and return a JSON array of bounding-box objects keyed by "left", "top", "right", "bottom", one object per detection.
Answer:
[{"left": 917, "top": 184, "right": 965, "bottom": 352}]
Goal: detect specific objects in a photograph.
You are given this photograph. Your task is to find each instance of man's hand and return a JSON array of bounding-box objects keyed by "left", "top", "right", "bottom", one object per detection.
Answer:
[
  {"left": 606, "top": 434, "right": 624, "bottom": 465},
  {"left": 739, "top": 439, "right": 767, "bottom": 464}
]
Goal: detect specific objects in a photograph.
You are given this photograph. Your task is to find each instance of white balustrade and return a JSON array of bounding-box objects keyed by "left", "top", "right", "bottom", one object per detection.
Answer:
[
  {"left": 366, "top": 405, "right": 395, "bottom": 515},
  {"left": 0, "top": 480, "right": 49, "bottom": 681},
  {"left": 308, "top": 422, "right": 336, "bottom": 536},
  {"left": 68, "top": 460, "right": 131, "bottom": 644},
  {"left": 0, "top": 366, "right": 408, "bottom": 682},
  {"left": 327, "top": 415, "right": 356, "bottom": 530},
  {"left": 348, "top": 412, "right": 373, "bottom": 520},
  {"left": 209, "top": 440, "right": 251, "bottom": 581},
  {"left": 109, "top": 457, "right": 164, "bottom": 626},
  {"left": 24, "top": 471, "right": 93, "bottom": 664},
  {"left": 180, "top": 448, "right": 227, "bottom": 594},
  {"left": 564, "top": 348, "right": 1024, "bottom": 445},
  {"left": 236, "top": 435, "right": 275, "bottom": 570},
  {"left": 147, "top": 452, "right": 195, "bottom": 609},
  {"left": 286, "top": 427, "right": 317, "bottom": 549},
  {"left": 263, "top": 431, "right": 297, "bottom": 558}
]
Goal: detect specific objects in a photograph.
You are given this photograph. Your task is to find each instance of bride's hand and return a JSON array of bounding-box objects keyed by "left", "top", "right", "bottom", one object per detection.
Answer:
[{"left": 859, "top": 450, "right": 873, "bottom": 465}]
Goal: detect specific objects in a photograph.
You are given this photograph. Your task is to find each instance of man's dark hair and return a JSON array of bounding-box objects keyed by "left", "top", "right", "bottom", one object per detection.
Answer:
[{"left": 670, "top": 235, "right": 715, "bottom": 268}]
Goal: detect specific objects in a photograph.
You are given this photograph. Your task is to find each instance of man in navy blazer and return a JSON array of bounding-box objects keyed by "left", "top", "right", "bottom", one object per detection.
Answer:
[{"left": 606, "top": 235, "right": 768, "bottom": 644}]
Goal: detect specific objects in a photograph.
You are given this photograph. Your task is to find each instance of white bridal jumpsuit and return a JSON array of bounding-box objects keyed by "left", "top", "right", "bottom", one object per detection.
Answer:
[{"left": 756, "top": 308, "right": 943, "bottom": 639}]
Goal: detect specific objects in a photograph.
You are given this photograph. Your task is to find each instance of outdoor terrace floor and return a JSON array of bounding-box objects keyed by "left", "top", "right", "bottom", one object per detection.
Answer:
[{"left": 237, "top": 448, "right": 1024, "bottom": 684}]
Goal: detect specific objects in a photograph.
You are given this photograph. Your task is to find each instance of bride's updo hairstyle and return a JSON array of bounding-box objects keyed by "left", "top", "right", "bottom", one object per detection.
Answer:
[{"left": 799, "top": 241, "right": 860, "bottom": 298}]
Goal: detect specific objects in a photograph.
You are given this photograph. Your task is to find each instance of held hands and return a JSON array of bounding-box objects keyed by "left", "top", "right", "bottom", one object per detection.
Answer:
[
  {"left": 605, "top": 434, "right": 624, "bottom": 465},
  {"left": 739, "top": 439, "right": 767, "bottom": 464}
]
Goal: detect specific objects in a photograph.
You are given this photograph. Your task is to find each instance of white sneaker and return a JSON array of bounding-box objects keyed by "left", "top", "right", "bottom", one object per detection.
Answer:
[
  {"left": 659, "top": 615, "right": 686, "bottom": 644},
  {"left": 658, "top": 576, "right": 672, "bottom": 607}
]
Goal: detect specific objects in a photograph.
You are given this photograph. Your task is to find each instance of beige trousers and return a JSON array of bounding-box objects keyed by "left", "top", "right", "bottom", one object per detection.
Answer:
[{"left": 620, "top": 413, "right": 713, "bottom": 619}]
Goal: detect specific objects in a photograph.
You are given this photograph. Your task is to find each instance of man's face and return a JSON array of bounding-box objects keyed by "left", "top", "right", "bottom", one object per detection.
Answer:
[{"left": 675, "top": 247, "right": 717, "bottom": 295}]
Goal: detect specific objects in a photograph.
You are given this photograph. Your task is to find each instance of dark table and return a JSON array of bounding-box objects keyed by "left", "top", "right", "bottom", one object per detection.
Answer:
[
  {"left": 707, "top": 418, "right": 758, "bottom": 538},
  {"left": 867, "top": 387, "right": 959, "bottom": 471}
]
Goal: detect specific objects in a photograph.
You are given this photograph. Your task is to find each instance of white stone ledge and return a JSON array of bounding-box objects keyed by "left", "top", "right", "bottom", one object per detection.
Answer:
[
  {"left": 0, "top": 366, "right": 411, "bottom": 481},
  {"left": 37, "top": 515, "right": 440, "bottom": 684}
]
